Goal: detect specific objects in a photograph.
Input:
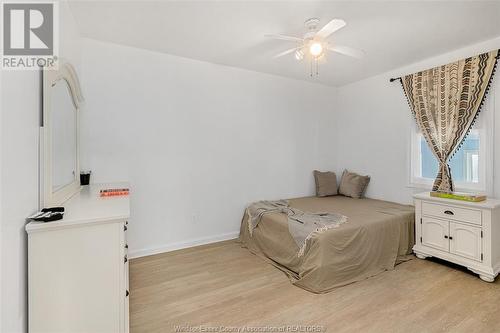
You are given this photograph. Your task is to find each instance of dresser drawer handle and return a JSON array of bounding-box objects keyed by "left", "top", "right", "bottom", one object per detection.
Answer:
[
  {"left": 444, "top": 210, "right": 454, "bottom": 215},
  {"left": 124, "top": 225, "right": 128, "bottom": 231},
  {"left": 126, "top": 290, "right": 129, "bottom": 297},
  {"left": 444, "top": 235, "right": 449, "bottom": 239},
  {"left": 124, "top": 256, "right": 128, "bottom": 263}
]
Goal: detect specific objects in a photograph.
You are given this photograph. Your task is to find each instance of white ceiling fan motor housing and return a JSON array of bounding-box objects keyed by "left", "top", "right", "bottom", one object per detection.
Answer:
[{"left": 304, "top": 18, "right": 320, "bottom": 40}]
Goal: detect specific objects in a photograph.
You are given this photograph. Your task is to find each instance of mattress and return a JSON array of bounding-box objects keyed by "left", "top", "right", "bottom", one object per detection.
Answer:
[{"left": 239, "top": 195, "right": 415, "bottom": 293}]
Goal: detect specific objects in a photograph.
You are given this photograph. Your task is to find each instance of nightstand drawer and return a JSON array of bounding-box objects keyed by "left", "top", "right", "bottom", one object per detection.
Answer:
[{"left": 422, "top": 202, "right": 481, "bottom": 225}]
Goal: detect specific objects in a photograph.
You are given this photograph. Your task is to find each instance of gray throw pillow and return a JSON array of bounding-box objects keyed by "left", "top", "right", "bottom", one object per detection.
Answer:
[
  {"left": 338, "top": 170, "right": 370, "bottom": 199},
  {"left": 313, "top": 170, "right": 338, "bottom": 197}
]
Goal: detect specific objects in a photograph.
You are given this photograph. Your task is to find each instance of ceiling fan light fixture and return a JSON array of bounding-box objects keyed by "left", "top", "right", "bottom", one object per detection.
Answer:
[
  {"left": 265, "top": 17, "right": 364, "bottom": 77},
  {"left": 309, "top": 42, "right": 323, "bottom": 57}
]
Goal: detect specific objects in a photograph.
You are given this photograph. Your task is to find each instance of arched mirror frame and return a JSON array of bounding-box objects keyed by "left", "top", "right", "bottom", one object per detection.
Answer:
[{"left": 42, "top": 61, "right": 84, "bottom": 207}]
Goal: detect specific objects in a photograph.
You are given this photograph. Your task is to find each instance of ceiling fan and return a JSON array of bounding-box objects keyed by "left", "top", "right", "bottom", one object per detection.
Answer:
[{"left": 265, "top": 18, "right": 364, "bottom": 76}]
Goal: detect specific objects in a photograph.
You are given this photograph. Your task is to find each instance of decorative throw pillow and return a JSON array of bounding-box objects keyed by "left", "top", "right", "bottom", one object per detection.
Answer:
[
  {"left": 313, "top": 170, "right": 338, "bottom": 197},
  {"left": 338, "top": 170, "right": 370, "bottom": 199}
]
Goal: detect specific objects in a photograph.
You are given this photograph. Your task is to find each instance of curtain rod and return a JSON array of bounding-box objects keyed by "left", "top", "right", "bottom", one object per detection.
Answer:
[{"left": 389, "top": 54, "right": 500, "bottom": 83}]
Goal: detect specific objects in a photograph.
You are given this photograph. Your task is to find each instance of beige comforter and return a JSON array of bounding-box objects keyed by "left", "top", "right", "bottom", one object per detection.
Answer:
[{"left": 239, "top": 196, "right": 415, "bottom": 293}]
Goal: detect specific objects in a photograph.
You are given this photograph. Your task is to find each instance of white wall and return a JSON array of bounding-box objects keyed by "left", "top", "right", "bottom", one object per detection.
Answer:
[
  {"left": 80, "top": 38, "right": 335, "bottom": 257},
  {"left": 0, "top": 65, "right": 2, "bottom": 332},
  {"left": 0, "top": 2, "right": 81, "bottom": 332},
  {"left": 0, "top": 69, "right": 39, "bottom": 333},
  {"left": 334, "top": 37, "right": 500, "bottom": 205}
]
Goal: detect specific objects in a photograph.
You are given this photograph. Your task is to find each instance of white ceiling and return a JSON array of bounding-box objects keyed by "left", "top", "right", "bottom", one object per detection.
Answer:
[{"left": 68, "top": 1, "right": 500, "bottom": 87}]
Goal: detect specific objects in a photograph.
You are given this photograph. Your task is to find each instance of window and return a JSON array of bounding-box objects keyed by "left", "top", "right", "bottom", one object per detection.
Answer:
[{"left": 409, "top": 88, "right": 494, "bottom": 193}]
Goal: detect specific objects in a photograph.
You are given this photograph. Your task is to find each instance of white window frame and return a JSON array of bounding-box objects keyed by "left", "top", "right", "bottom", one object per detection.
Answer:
[
  {"left": 408, "top": 82, "right": 495, "bottom": 194},
  {"left": 463, "top": 149, "right": 479, "bottom": 183}
]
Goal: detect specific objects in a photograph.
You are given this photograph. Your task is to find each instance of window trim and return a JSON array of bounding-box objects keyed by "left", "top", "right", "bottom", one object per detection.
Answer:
[{"left": 463, "top": 149, "right": 479, "bottom": 183}]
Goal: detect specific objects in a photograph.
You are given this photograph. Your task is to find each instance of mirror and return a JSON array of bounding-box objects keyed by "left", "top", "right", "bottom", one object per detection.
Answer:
[
  {"left": 51, "top": 80, "right": 77, "bottom": 192},
  {"left": 42, "top": 61, "right": 84, "bottom": 207}
]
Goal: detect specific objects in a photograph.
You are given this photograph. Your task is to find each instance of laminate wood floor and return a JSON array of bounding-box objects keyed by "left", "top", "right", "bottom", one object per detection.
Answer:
[{"left": 130, "top": 240, "right": 500, "bottom": 333}]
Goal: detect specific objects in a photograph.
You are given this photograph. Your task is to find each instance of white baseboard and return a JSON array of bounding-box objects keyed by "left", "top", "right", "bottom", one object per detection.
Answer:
[{"left": 128, "top": 231, "right": 240, "bottom": 259}]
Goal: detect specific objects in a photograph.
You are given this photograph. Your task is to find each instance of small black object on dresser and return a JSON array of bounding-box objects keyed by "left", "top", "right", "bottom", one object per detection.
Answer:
[{"left": 80, "top": 171, "right": 91, "bottom": 185}]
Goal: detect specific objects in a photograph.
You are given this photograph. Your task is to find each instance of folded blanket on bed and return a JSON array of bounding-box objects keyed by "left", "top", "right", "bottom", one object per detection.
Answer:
[
  {"left": 246, "top": 200, "right": 348, "bottom": 257},
  {"left": 246, "top": 200, "right": 290, "bottom": 235}
]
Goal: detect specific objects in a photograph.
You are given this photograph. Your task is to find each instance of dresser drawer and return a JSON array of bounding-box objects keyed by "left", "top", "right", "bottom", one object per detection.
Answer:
[{"left": 422, "top": 202, "right": 481, "bottom": 225}]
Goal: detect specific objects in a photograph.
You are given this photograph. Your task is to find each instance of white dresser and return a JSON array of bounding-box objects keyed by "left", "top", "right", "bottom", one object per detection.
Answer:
[
  {"left": 26, "top": 183, "right": 130, "bottom": 333},
  {"left": 413, "top": 192, "right": 500, "bottom": 282}
]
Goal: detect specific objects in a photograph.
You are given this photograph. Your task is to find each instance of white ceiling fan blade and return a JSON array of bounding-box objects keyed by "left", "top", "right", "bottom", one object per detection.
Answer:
[
  {"left": 316, "top": 19, "right": 346, "bottom": 39},
  {"left": 274, "top": 47, "right": 301, "bottom": 58},
  {"left": 327, "top": 45, "right": 365, "bottom": 59},
  {"left": 265, "top": 34, "right": 303, "bottom": 42}
]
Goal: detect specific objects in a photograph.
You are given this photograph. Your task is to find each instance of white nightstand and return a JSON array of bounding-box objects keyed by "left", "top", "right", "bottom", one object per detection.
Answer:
[{"left": 413, "top": 192, "right": 500, "bottom": 282}]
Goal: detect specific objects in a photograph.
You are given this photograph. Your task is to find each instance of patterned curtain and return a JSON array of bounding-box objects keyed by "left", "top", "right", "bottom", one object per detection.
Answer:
[{"left": 401, "top": 50, "right": 498, "bottom": 192}]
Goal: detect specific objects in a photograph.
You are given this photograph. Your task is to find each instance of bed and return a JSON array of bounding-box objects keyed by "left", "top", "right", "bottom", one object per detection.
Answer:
[{"left": 239, "top": 195, "right": 415, "bottom": 293}]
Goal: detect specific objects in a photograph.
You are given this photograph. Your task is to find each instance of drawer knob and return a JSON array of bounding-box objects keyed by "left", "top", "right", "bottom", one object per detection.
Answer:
[
  {"left": 124, "top": 256, "right": 128, "bottom": 263},
  {"left": 444, "top": 210, "right": 454, "bottom": 215},
  {"left": 444, "top": 235, "right": 449, "bottom": 239},
  {"left": 126, "top": 290, "right": 129, "bottom": 297}
]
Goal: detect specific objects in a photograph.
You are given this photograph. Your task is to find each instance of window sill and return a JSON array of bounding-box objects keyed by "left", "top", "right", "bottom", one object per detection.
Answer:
[{"left": 407, "top": 179, "right": 486, "bottom": 194}]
